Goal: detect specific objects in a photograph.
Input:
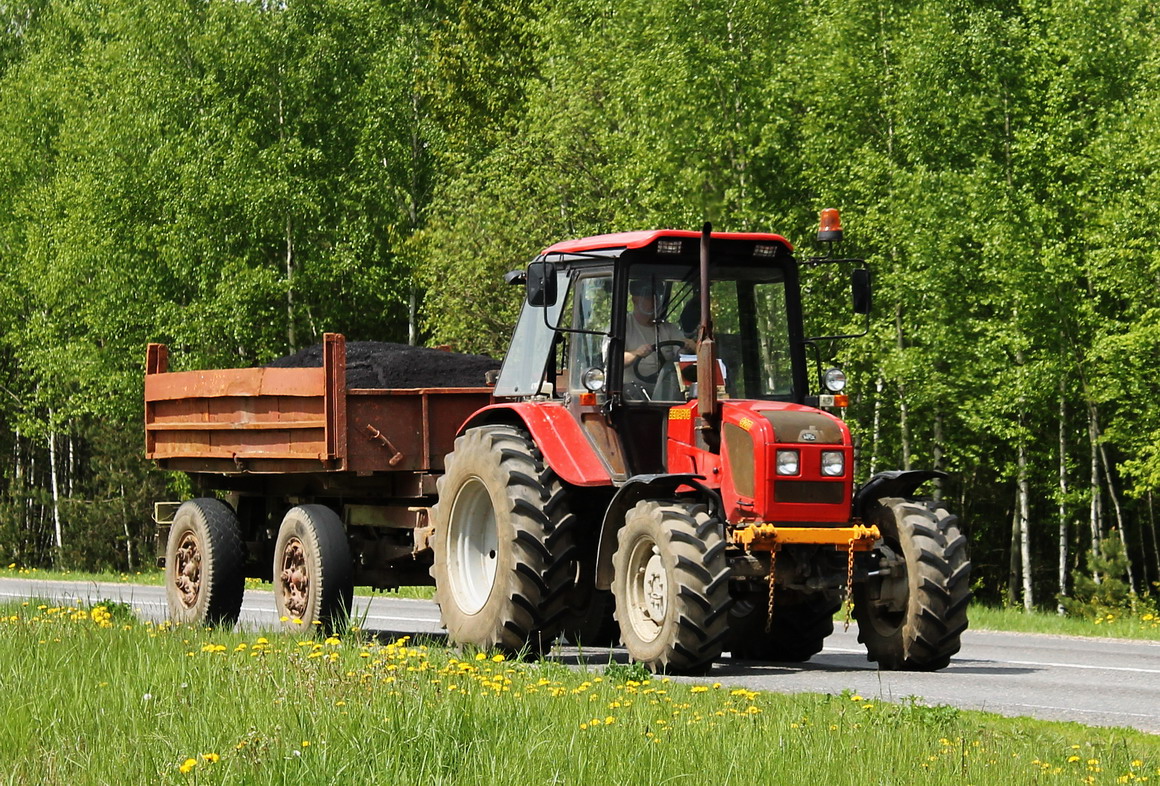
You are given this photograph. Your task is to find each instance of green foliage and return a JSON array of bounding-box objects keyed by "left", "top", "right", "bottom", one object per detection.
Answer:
[
  {"left": 1060, "top": 530, "right": 1134, "bottom": 619},
  {"left": 0, "top": 0, "right": 1156, "bottom": 602}
]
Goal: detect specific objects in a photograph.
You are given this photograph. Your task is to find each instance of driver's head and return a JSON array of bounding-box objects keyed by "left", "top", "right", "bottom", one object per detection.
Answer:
[{"left": 629, "top": 280, "right": 663, "bottom": 317}]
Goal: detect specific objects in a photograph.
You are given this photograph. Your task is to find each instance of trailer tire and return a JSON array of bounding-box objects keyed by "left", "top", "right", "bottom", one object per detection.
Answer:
[
  {"left": 164, "top": 498, "right": 246, "bottom": 627},
  {"left": 431, "top": 426, "right": 577, "bottom": 654},
  {"left": 726, "top": 590, "right": 839, "bottom": 663},
  {"left": 853, "top": 497, "right": 970, "bottom": 670},
  {"left": 273, "top": 505, "right": 354, "bottom": 634},
  {"left": 612, "top": 500, "right": 730, "bottom": 674}
]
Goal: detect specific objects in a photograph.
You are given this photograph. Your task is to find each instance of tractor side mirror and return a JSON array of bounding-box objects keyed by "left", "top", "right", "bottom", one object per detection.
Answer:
[
  {"left": 526, "top": 261, "right": 557, "bottom": 307},
  {"left": 851, "top": 268, "right": 872, "bottom": 315}
]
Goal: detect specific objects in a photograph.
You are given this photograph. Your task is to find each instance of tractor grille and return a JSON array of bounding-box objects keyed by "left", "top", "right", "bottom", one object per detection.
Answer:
[{"left": 774, "top": 480, "right": 845, "bottom": 505}]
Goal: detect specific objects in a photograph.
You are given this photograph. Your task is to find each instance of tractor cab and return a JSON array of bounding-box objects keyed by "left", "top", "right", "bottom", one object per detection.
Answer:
[{"left": 496, "top": 226, "right": 845, "bottom": 479}]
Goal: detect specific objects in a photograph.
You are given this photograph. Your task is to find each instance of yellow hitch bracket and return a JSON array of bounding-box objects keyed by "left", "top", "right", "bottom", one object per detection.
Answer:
[{"left": 732, "top": 523, "right": 880, "bottom": 552}]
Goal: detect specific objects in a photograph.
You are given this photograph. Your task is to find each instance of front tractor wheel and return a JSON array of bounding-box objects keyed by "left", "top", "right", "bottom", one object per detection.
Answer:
[
  {"left": 612, "top": 500, "right": 730, "bottom": 674},
  {"left": 164, "top": 498, "right": 246, "bottom": 627},
  {"left": 853, "top": 497, "right": 971, "bottom": 670},
  {"left": 430, "top": 426, "right": 577, "bottom": 654}
]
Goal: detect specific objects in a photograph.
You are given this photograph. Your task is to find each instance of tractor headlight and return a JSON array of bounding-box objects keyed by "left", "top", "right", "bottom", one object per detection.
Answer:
[
  {"left": 823, "top": 367, "right": 847, "bottom": 393},
  {"left": 581, "top": 367, "right": 606, "bottom": 392},
  {"left": 776, "top": 449, "right": 800, "bottom": 476},
  {"left": 821, "top": 451, "right": 845, "bottom": 477}
]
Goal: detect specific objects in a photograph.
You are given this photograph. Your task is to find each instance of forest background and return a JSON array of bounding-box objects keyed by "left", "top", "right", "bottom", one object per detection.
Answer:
[{"left": 0, "top": 0, "right": 1157, "bottom": 612}]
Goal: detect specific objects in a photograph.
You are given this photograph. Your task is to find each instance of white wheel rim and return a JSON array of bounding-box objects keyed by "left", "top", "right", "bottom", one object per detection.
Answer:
[
  {"left": 626, "top": 538, "right": 666, "bottom": 643},
  {"left": 447, "top": 477, "right": 499, "bottom": 615}
]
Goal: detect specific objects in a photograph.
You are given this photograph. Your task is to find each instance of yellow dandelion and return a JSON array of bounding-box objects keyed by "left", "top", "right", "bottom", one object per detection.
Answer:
[
  {"left": 201, "top": 753, "right": 220, "bottom": 763},
  {"left": 179, "top": 758, "right": 197, "bottom": 774},
  {"left": 691, "top": 686, "right": 709, "bottom": 693}
]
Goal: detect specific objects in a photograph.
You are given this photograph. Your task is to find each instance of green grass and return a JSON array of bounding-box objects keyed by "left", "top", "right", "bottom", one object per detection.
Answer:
[
  {"left": 968, "top": 603, "right": 1160, "bottom": 641},
  {"left": 0, "top": 565, "right": 438, "bottom": 599},
  {"left": 0, "top": 600, "right": 1157, "bottom": 785}
]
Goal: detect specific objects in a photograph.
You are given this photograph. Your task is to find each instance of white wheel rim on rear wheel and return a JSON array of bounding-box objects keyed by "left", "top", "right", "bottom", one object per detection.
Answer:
[{"left": 447, "top": 477, "right": 499, "bottom": 615}]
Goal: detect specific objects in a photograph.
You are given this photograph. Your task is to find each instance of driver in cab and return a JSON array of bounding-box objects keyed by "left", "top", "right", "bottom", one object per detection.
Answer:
[{"left": 622, "top": 279, "right": 694, "bottom": 399}]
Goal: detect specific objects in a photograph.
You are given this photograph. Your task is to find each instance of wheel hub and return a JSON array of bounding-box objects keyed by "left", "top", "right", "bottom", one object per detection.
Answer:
[
  {"left": 447, "top": 477, "right": 499, "bottom": 615},
  {"left": 279, "top": 537, "right": 309, "bottom": 619},
  {"left": 642, "top": 551, "right": 667, "bottom": 622},
  {"left": 173, "top": 532, "right": 202, "bottom": 609},
  {"left": 626, "top": 540, "right": 667, "bottom": 643}
]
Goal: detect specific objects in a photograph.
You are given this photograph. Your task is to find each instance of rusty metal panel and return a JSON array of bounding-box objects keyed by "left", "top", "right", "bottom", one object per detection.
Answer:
[{"left": 345, "top": 389, "right": 491, "bottom": 473}]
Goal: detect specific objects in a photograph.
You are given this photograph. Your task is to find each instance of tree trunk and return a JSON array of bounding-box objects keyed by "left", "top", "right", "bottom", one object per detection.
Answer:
[
  {"left": 285, "top": 214, "right": 296, "bottom": 351},
  {"left": 121, "top": 484, "right": 133, "bottom": 572},
  {"left": 1148, "top": 492, "right": 1160, "bottom": 591},
  {"left": 894, "top": 304, "right": 911, "bottom": 471},
  {"left": 48, "top": 413, "right": 63, "bottom": 562},
  {"left": 1008, "top": 498, "right": 1020, "bottom": 607},
  {"left": 1018, "top": 435, "right": 1033, "bottom": 610},
  {"left": 1096, "top": 435, "right": 1135, "bottom": 595},
  {"left": 1088, "top": 404, "right": 1102, "bottom": 582},
  {"left": 932, "top": 412, "right": 944, "bottom": 502},
  {"left": 1057, "top": 394, "right": 1069, "bottom": 614}
]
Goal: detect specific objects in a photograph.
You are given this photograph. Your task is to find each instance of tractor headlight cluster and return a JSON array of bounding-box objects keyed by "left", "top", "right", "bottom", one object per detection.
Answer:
[
  {"left": 776, "top": 449, "right": 800, "bottom": 476},
  {"left": 581, "top": 367, "right": 606, "bottom": 392},
  {"left": 823, "top": 368, "right": 847, "bottom": 393},
  {"left": 821, "top": 450, "right": 845, "bottom": 477}
]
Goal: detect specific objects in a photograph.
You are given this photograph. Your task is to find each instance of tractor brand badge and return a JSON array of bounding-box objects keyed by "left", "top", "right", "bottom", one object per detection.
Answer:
[
  {"left": 738, "top": 417, "right": 754, "bottom": 431},
  {"left": 799, "top": 426, "right": 821, "bottom": 442},
  {"left": 668, "top": 408, "right": 692, "bottom": 421}
]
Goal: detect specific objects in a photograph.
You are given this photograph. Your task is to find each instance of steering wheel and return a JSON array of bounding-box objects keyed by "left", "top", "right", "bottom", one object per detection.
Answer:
[{"left": 629, "top": 340, "right": 687, "bottom": 384}]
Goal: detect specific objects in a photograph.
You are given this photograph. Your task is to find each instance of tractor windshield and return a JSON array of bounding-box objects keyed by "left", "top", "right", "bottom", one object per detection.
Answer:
[{"left": 627, "top": 263, "right": 796, "bottom": 401}]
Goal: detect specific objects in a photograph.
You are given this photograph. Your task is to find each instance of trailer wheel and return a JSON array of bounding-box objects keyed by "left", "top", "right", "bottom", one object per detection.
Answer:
[
  {"left": 430, "top": 426, "right": 577, "bottom": 654},
  {"left": 164, "top": 498, "right": 246, "bottom": 627},
  {"left": 273, "top": 505, "right": 354, "bottom": 634},
  {"left": 853, "top": 497, "right": 971, "bottom": 670},
  {"left": 612, "top": 500, "right": 729, "bottom": 674},
  {"left": 726, "top": 590, "right": 839, "bottom": 662}
]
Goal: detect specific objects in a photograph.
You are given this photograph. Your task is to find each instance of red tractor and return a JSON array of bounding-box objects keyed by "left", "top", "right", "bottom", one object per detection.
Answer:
[
  {"left": 430, "top": 216, "right": 970, "bottom": 672},
  {"left": 146, "top": 214, "right": 968, "bottom": 675}
]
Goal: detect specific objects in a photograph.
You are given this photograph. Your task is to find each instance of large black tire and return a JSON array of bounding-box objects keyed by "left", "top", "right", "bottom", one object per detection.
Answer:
[
  {"left": 430, "top": 426, "right": 577, "bottom": 653},
  {"left": 611, "top": 500, "right": 730, "bottom": 674},
  {"left": 273, "top": 505, "right": 354, "bottom": 634},
  {"left": 853, "top": 497, "right": 971, "bottom": 670},
  {"left": 726, "top": 589, "right": 840, "bottom": 662},
  {"left": 164, "top": 498, "right": 246, "bottom": 627}
]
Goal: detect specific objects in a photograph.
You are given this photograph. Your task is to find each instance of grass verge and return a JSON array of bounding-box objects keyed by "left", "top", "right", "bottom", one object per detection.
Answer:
[
  {"left": 1, "top": 600, "right": 1157, "bottom": 785},
  {"left": 0, "top": 565, "right": 437, "bottom": 600}
]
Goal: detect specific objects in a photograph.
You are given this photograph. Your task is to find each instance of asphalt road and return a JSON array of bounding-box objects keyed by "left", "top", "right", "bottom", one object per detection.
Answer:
[{"left": 3, "top": 576, "right": 1158, "bottom": 734}]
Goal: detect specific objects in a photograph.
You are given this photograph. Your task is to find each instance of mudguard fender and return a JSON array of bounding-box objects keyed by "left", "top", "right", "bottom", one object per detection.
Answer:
[
  {"left": 459, "top": 402, "right": 613, "bottom": 487},
  {"left": 853, "top": 470, "right": 947, "bottom": 520}
]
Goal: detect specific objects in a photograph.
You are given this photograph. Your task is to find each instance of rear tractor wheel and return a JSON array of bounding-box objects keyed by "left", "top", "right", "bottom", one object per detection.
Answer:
[
  {"left": 430, "top": 426, "right": 577, "bottom": 654},
  {"left": 853, "top": 497, "right": 971, "bottom": 670},
  {"left": 611, "top": 500, "right": 730, "bottom": 674}
]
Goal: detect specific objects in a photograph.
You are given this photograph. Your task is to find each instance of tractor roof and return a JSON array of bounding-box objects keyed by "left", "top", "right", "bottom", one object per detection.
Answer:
[{"left": 540, "top": 229, "right": 794, "bottom": 256}]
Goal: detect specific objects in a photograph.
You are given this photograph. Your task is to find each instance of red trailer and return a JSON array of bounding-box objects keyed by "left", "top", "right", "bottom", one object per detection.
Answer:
[{"left": 146, "top": 333, "right": 491, "bottom": 627}]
